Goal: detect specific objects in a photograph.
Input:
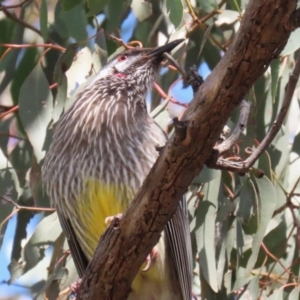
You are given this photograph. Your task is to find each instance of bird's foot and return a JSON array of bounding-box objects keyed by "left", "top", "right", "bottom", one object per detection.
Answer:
[
  {"left": 69, "top": 278, "right": 82, "bottom": 298},
  {"left": 105, "top": 213, "right": 123, "bottom": 226},
  {"left": 141, "top": 246, "right": 159, "bottom": 272},
  {"left": 186, "top": 65, "right": 204, "bottom": 94}
]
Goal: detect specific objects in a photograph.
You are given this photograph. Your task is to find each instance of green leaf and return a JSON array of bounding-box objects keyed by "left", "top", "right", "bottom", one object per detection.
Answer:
[
  {"left": 14, "top": 246, "right": 55, "bottom": 294},
  {"left": 57, "top": 1, "right": 88, "bottom": 42},
  {"left": 288, "top": 284, "right": 300, "bottom": 299},
  {"left": 257, "top": 150, "right": 272, "bottom": 180},
  {"left": 235, "top": 177, "right": 257, "bottom": 225},
  {"left": 54, "top": 0, "right": 68, "bottom": 39},
  {"left": 131, "top": 0, "right": 152, "bottom": 22},
  {"left": 232, "top": 266, "right": 253, "bottom": 291},
  {"left": 9, "top": 139, "right": 33, "bottom": 186},
  {"left": 11, "top": 47, "right": 39, "bottom": 104},
  {"left": 64, "top": 47, "right": 93, "bottom": 98},
  {"left": 196, "top": 176, "right": 221, "bottom": 292},
  {"left": 192, "top": 165, "right": 221, "bottom": 184},
  {"left": 247, "top": 276, "right": 259, "bottom": 299},
  {"left": 19, "top": 64, "right": 53, "bottom": 162},
  {"left": 254, "top": 219, "right": 286, "bottom": 268},
  {"left": 245, "top": 176, "right": 277, "bottom": 275},
  {"left": 281, "top": 28, "right": 300, "bottom": 57},
  {"left": 292, "top": 132, "right": 300, "bottom": 155},
  {"left": 153, "top": 108, "right": 170, "bottom": 133},
  {"left": 93, "top": 30, "right": 108, "bottom": 71},
  {"left": 196, "top": 201, "right": 218, "bottom": 292},
  {"left": 166, "top": 0, "right": 183, "bottom": 28},
  {"left": 270, "top": 58, "right": 280, "bottom": 102},
  {"left": 215, "top": 10, "right": 239, "bottom": 26},
  {"left": 0, "top": 18, "right": 15, "bottom": 70},
  {"left": 40, "top": 0, "right": 48, "bottom": 41},
  {"left": 197, "top": 0, "right": 217, "bottom": 13},
  {"left": 105, "top": 0, "right": 127, "bottom": 32},
  {"left": 150, "top": 98, "right": 169, "bottom": 119},
  {"left": 0, "top": 149, "right": 20, "bottom": 237},
  {"left": 0, "top": 118, "right": 11, "bottom": 155},
  {"left": 10, "top": 194, "right": 34, "bottom": 263},
  {"left": 265, "top": 288, "right": 283, "bottom": 299},
  {"left": 198, "top": 23, "right": 213, "bottom": 58},
  {"left": 54, "top": 43, "right": 78, "bottom": 84},
  {"left": 24, "top": 212, "right": 61, "bottom": 268},
  {"left": 87, "top": 0, "right": 110, "bottom": 16},
  {"left": 53, "top": 75, "right": 68, "bottom": 123},
  {"left": 62, "top": 0, "right": 82, "bottom": 11}
]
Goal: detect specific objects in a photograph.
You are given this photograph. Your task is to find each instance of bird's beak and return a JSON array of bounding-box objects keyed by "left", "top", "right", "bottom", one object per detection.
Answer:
[{"left": 149, "top": 39, "right": 185, "bottom": 59}]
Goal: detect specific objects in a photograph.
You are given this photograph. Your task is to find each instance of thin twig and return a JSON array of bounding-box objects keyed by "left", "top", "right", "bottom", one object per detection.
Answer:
[
  {"left": 0, "top": 47, "right": 12, "bottom": 63},
  {"left": 1, "top": 196, "right": 55, "bottom": 213},
  {"left": 244, "top": 53, "right": 300, "bottom": 166},
  {"left": 153, "top": 82, "right": 188, "bottom": 107},
  {"left": 164, "top": 52, "right": 187, "bottom": 78},
  {"left": 2, "top": 7, "right": 43, "bottom": 39},
  {"left": 186, "top": 0, "right": 230, "bottom": 52},
  {"left": 0, "top": 43, "right": 65, "bottom": 52},
  {"left": 0, "top": 105, "right": 19, "bottom": 119},
  {"left": 0, "top": 0, "right": 30, "bottom": 10},
  {"left": 261, "top": 242, "right": 292, "bottom": 276},
  {"left": 0, "top": 131, "right": 25, "bottom": 140},
  {"left": 207, "top": 53, "right": 300, "bottom": 173},
  {"left": 216, "top": 100, "right": 251, "bottom": 154},
  {"left": 185, "top": 0, "right": 198, "bottom": 21},
  {"left": 103, "top": 32, "right": 142, "bottom": 49}
]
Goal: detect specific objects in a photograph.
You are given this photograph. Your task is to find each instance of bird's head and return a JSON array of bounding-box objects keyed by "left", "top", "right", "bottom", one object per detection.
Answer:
[{"left": 92, "top": 39, "right": 184, "bottom": 88}]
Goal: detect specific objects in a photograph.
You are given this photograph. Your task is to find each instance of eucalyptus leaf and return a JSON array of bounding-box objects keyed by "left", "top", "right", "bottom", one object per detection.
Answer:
[
  {"left": 40, "top": 0, "right": 48, "bottom": 41},
  {"left": 288, "top": 283, "right": 300, "bottom": 299},
  {"left": 24, "top": 212, "right": 61, "bottom": 268},
  {"left": 235, "top": 177, "right": 257, "bottom": 225},
  {"left": 54, "top": 43, "right": 78, "bottom": 85},
  {"left": 87, "top": 0, "right": 110, "bottom": 16},
  {"left": 106, "top": 0, "right": 127, "bottom": 32},
  {"left": 281, "top": 28, "right": 300, "bottom": 57},
  {"left": 10, "top": 47, "right": 39, "bottom": 104},
  {"left": 93, "top": 30, "right": 108, "bottom": 71},
  {"left": 19, "top": 64, "right": 53, "bottom": 162},
  {"left": 0, "top": 149, "right": 20, "bottom": 237},
  {"left": 166, "top": 0, "right": 183, "bottom": 28},
  {"left": 270, "top": 59, "right": 280, "bottom": 103},
  {"left": 62, "top": 0, "right": 82, "bottom": 11},
  {"left": 245, "top": 176, "right": 277, "bottom": 275},
  {"left": 196, "top": 176, "right": 221, "bottom": 292},
  {"left": 131, "top": 0, "right": 152, "bottom": 22},
  {"left": 58, "top": 1, "right": 88, "bottom": 42},
  {"left": 215, "top": 10, "right": 240, "bottom": 26}
]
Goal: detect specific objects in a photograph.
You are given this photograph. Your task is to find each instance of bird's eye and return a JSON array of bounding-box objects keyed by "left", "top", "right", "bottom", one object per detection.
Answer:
[{"left": 118, "top": 55, "right": 128, "bottom": 61}]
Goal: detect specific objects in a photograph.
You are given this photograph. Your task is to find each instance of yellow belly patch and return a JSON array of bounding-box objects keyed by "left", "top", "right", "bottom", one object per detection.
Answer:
[{"left": 76, "top": 179, "right": 165, "bottom": 294}]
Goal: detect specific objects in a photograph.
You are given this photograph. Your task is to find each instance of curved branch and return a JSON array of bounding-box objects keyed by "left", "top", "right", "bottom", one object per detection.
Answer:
[
  {"left": 77, "top": 1, "right": 298, "bottom": 299},
  {"left": 208, "top": 52, "right": 300, "bottom": 173}
]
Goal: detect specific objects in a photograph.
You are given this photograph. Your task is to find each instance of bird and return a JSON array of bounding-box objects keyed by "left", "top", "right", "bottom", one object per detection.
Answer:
[{"left": 42, "top": 39, "right": 193, "bottom": 300}]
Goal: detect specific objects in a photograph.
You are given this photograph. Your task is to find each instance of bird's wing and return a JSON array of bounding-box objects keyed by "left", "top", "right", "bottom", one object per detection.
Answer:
[
  {"left": 165, "top": 197, "right": 193, "bottom": 300},
  {"left": 58, "top": 212, "right": 88, "bottom": 278}
]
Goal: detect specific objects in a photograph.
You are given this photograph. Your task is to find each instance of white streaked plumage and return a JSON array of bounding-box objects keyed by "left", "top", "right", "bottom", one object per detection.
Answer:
[{"left": 42, "top": 42, "right": 192, "bottom": 300}]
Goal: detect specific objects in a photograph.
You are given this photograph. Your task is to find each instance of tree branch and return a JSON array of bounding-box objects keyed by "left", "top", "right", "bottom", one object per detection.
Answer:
[
  {"left": 77, "top": 1, "right": 298, "bottom": 299},
  {"left": 216, "top": 100, "right": 251, "bottom": 154},
  {"left": 208, "top": 52, "right": 300, "bottom": 173}
]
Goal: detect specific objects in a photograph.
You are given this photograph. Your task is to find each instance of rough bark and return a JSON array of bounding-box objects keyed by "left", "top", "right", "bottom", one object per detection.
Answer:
[{"left": 77, "top": 0, "right": 298, "bottom": 299}]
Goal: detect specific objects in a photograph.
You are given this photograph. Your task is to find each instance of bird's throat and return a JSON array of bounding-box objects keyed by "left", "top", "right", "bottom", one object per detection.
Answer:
[{"left": 114, "top": 73, "right": 127, "bottom": 78}]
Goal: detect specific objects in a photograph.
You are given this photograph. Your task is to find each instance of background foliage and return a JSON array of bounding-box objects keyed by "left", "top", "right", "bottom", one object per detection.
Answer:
[{"left": 0, "top": 0, "right": 300, "bottom": 299}]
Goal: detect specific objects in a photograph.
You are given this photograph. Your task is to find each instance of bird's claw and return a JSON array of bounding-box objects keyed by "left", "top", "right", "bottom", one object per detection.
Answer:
[
  {"left": 105, "top": 213, "right": 123, "bottom": 226},
  {"left": 70, "top": 279, "right": 82, "bottom": 298},
  {"left": 141, "top": 247, "right": 158, "bottom": 272}
]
